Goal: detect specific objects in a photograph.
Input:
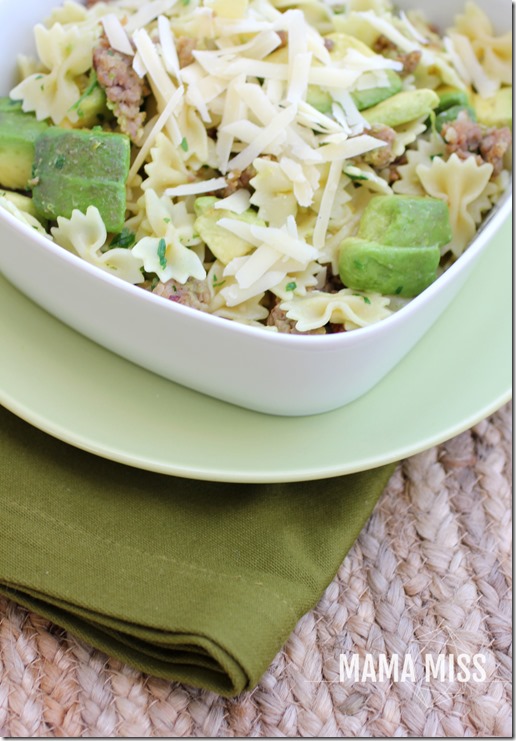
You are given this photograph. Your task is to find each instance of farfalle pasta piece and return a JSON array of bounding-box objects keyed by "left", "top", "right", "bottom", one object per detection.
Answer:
[
  {"left": 132, "top": 190, "right": 206, "bottom": 284},
  {"left": 250, "top": 158, "right": 299, "bottom": 226},
  {"left": 416, "top": 153, "right": 493, "bottom": 258},
  {"left": 280, "top": 290, "right": 392, "bottom": 332},
  {"left": 0, "top": 195, "right": 49, "bottom": 236},
  {"left": 51, "top": 206, "right": 145, "bottom": 284},
  {"left": 393, "top": 132, "right": 446, "bottom": 196},
  {"left": 10, "top": 22, "right": 98, "bottom": 124},
  {"left": 142, "top": 132, "right": 189, "bottom": 196},
  {"left": 451, "top": 1, "right": 512, "bottom": 86}
]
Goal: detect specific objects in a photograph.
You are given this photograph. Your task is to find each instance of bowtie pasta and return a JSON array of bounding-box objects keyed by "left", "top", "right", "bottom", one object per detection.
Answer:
[{"left": 1, "top": 0, "right": 511, "bottom": 334}]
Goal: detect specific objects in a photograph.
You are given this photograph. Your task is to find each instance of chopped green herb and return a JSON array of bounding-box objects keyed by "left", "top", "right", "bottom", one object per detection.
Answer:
[
  {"left": 54, "top": 155, "right": 66, "bottom": 170},
  {"left": 285, "top": 281, "right": 297, "bottom": 292},
  {"left": 157, "top": 238, "right": 168, "bottom": 270},
  {"left": 110, "top": 227, "right": 136, "bottom": 249},
  {"left": 363, "top": 296, "right": 371, "bottom": 304},
  {"left": 180, "top": 137, "right": 189, "bottom": 152},
  {"left": 163, "top": 217, "right": 171, "bottom": 223},
  {"left": 69, "top": 71, "right": 99, "bottom": 113},
  {"left": 212, "top": 274, "right": 226, "bottom": 288},
  {"left": 395, "top": 286, "right": 403, "bottom": 295},
  {"left": 150, "top": 275, "right": 160, "bottom": 290}
]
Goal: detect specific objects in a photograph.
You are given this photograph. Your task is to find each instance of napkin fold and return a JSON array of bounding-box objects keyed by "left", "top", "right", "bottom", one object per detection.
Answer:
[{"left": 0, "top": 406, "right": 394, "bottom": 696}]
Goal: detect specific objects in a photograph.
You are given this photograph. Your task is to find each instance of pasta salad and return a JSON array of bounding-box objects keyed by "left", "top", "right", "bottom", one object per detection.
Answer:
[{"left": 0, "top": 0, "right": 511, "bottom": 334}]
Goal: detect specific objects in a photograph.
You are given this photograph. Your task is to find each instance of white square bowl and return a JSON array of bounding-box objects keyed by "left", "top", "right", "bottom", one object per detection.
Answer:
[{"left": 0, "top": 0, "right": 511, "bottom": 416}]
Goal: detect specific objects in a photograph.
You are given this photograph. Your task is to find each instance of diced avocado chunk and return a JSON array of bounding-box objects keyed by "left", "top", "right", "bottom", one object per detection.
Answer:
[
  {"left": 351, "top": 70, "right": 403, "bottom": 111},
  {"left": 0, "top": 97, "right": 23, "bottom": 113},
  {"left": 472, "top": 87, "right": 512, "bottom": 128},
  {"left": 339, "top": 237, "right": 441, "bottom": 298},
  {"left": 69, "top": 72, "right": 111, "bottom": 128},
  {"left": 306, "top": 86, "right": 333, "bottom": 114},
  {"left": 32, "top": 127, "right": 130, "bottom": 232},
  {"left": 359, "top": 195, "right": 452, "bottom": 249},
  {"left": 0, "top": 98, "right": 49, "bottom": 190},
  {"left": 362, "top": 89, "right": 440, "bottom": 128},
  {"left": 435, "top": 103, "right": 477, "bottom": 132},
  {"left": 194, "top": 196, "right": 265, "bottom": 265},
  {"left": 436, "top": 87, "right": 470, "bottom": 113},
  {"left": 339, "top": 195, "right": 452, "bottom": 297}
]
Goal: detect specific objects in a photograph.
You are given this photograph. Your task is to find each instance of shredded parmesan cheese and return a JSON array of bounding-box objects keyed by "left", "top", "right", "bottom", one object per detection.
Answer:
[
  {"left": 165, "top": 178, "right": 227, "bottom": 197},
  {"left": 313, "top": 159, "right": 344, "bottom": 250},
  {"left": 101, "top": 14, "right": 134, "bottom": 57}
]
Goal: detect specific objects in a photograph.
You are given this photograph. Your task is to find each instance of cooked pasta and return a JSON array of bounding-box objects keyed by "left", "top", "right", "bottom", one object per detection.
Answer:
[{"left": 1, "top": 0, "right": 511, "bottom": 335}]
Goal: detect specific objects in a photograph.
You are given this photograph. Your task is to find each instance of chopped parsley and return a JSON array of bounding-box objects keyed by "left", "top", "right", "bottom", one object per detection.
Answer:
[
  {"left": 69, "top": 71, "right": 99, "bottom": 114},
  {"left": 363, "top": 296, "right": 371, "bottom": 305},
  {"left": 395, "top": 286, "right": 403, "bottom": 295},
  {"left": 157, "top": 238, "right": 168, "bottom": 270},
  {"left": 212, "top": 274, "right": 226, "bottom": 288},
  {"left": 110, "top": 228, "right": 136, "bottom": 249},
  {"left": 285, "top": 281, "right": 297, "bottom": 292},
  {"left": 180, "top": 137, "right": 189, "bottom": 152},
  {"left": 163, "top": 217, "right": 171, "bottom": 224},
  {"left": 54, "top": 155, "right": 66, "bottom": 170}
]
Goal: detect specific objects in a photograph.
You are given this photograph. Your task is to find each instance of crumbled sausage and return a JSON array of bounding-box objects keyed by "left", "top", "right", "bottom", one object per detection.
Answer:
[
  {"left": 479, "top": 126, "right": 512, "bottom": 176},
  {"left": 372, "top": 35, "right": 421, "bottom": 76},
  {"left": 176, "top": 37, "right": 197, "bottom": 68},
  {"left": 373, "top": 34, "right": 397, "bottom": 54},
  {"left": 266, "top": 303, "right": 325, "bottom": 335},
  {"left": 363, "top": 124, "right": 397, "bottom": 168},
  {"left": 153, "top": 278, "right": 211, "bottom": 311},
  {"left": 93, "top": 35, "right": 149, "bottom": 144},
  {"left": 398, "top": 50, "right": 422, "bottom": 76},
  {"left": 217, "top": 165, "right": 257, "bottom": 198},
  {"left": 442, "top": 111, "right": 483, "bottom": 157},
  {"left": 442, "top": 111, "right": 512, "bottom": 175}
]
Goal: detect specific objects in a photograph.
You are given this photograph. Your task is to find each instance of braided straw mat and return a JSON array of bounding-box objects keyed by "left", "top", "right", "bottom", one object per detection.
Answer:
[{"left": 0, "top": 402, "right": 511, "bottom": 738}]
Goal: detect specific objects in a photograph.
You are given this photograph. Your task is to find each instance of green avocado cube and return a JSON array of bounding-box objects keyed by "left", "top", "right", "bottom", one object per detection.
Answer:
[
  {"left": 436, "top": 87, "right": 470, "bottom": 113},
  {"left": 32, "top": 127, "right": 130, "bottom": 232},
  {"left": 339, "top": 236, "right": 441, "bottom": 298},
  {"left": 0, "top": 97, "right": 49, "bottom": 190},
  {"left": 358, "top": 195, "right": 452, "bottom": 250},
  {"left": 351, "top": 70, "right": 403, "bottom": 111},
  {"left": 362, "top": 89, "right": 439, "bottom": 128},
  {"left": 194, "top": 196, "right": 266, "bottom": 265}
]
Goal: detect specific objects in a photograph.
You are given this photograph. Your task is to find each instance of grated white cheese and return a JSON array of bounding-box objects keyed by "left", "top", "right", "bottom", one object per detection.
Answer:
[
  {"left": 124, "top": 0, "right": 178, "bottom": 33},
  {"left": 165, "top": 178, "right": 228, "bottom": 198},
  {"left": 128, "top": 86, "right": 184, "bottom": 184},
  {"left": 449, "top": 33, "right": 499, "bottom": 98},
  {"left": 158, "top": 15, "right": 181, "bottom": 80},
  {"left": 132, "top": 28, "right": 181, "bottom": 144},
  {"left": 354, "top": 11, "right": 420, "bottom": 54},
  {"left": 101, "top": 14, "right": 134, "bottom": 56},
  {"left": 399, "top": 10, "right": 429, "bottom": 45},
  {"left": 312, "top": 159, "right": 344, "bottom": 250},
  {"left": 317, "top": 134, "right": 386, "bottom": 162},
  {"left": 235, "top": 244, "right": 280, "bottom": 289},
  {"left": 228, "top": 104, "right": 298, "bottom": 172},
  {"left": 287, "top": 51, "right": 313, "bottom": 104},
  {"left": 214, "top": 190, "right": 252, "bottom": 214}
]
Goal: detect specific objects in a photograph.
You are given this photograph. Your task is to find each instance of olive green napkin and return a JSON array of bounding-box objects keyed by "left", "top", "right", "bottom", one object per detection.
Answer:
[{"left": 0, "top": 405, "right": 394, "bottom": 697}]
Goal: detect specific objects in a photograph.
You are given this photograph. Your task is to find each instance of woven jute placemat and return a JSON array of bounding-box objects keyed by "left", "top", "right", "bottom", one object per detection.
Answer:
[{"left": 0, "top": 403, "right": 512, "bottom": 738}]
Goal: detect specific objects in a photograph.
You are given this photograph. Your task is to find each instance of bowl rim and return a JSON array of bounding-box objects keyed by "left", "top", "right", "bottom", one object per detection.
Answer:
[{"left": 0, "top": 186, "right": 511, "bottom": 349}]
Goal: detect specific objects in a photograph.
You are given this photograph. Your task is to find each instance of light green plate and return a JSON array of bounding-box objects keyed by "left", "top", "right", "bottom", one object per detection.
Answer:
[{"left": 0, "top": 217, "right": 511, "bottom": 483}]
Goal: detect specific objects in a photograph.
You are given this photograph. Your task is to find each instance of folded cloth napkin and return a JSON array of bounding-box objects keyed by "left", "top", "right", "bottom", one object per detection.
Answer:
[{"left": 0, "top": 406, "right": 394, "bottom": 697}]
